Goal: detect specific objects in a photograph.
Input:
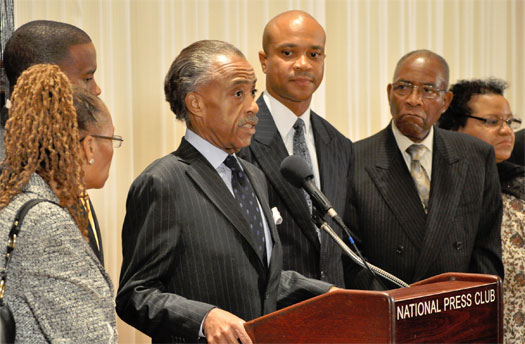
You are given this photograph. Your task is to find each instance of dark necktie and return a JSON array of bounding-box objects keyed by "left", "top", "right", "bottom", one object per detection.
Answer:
[
  {"left": 224, "top": 155, "right": 268, "bottom": 262},
  {"left": 293, "top": 118, "right": 313, "bottom": 213},
  {"left": 406, "top": 144, "right": 431, "bottom": 213},
  {"left": 293, "top": 118, "right": 321, "bottom": 242}
]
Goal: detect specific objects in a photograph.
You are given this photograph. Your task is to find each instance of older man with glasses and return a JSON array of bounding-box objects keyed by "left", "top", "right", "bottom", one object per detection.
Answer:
[{"left": 345, "top": 50, "right": 504, "bottom": 290}]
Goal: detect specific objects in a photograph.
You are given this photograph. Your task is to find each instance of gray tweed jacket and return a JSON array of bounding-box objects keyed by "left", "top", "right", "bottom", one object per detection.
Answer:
[{"left": 0, "top": 173, "right": 116, "bottom": 343}]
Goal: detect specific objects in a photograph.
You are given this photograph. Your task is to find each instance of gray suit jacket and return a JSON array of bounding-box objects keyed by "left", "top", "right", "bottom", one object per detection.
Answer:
[
  {"left": 345, "top": 125, "right": 504, "bottom": 289},
  {"left": 239, "top": 97, "right": 354, "bottom": 287},
  {"left": 0, "top": 173, "right": 116, "bottom": 342},
  {"left": 116, "top": 138, "right": 332, "bottom": 343}
]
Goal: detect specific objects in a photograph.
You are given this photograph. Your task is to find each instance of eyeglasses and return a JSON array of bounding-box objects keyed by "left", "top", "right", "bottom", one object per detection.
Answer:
[
  {"left": 391, "top": 81, "right": 447, "bottom": 99},
  {"left": 463, "top": 115, "right": 522, "bottom": 130},
  {"left": 80, "top": 134, "right": 124, "bottom": 148}
]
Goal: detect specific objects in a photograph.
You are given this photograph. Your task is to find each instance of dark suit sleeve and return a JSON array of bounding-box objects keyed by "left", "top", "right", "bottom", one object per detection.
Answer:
[
  {"left": 470, "top": 147, "right": 504, "bottom": 278},
  {"left": 116, "top": 171, "right": 214, "bottom": 340}
]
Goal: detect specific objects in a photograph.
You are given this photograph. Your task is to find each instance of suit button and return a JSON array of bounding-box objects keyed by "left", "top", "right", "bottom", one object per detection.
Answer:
[
  {"left": 396, "top": 245, "right": 404, "bottom": 255},
  {"left": 320, "top": 271, "right": 326, "bottom": 279},
  {"left": 454, "top": 241, "right": 463, "bottom": 250}
]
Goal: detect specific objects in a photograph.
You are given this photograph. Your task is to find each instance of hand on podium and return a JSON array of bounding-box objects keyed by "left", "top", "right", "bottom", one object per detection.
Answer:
[{"left": 203, "top": 308, "right": 253, "bottom": 344}]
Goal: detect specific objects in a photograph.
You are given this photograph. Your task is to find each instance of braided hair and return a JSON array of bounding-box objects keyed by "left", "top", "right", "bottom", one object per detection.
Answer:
[{"left": 0, "top": 64, "right": 88, "bottom": 237}]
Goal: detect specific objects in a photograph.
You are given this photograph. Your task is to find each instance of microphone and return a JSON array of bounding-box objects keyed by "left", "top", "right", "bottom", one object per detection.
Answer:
[
  {"left": 280, "top": 155, "right": 359, "bottom": 243},
  {"left": 280, "top": 155, "right": 407, "bottom": 289}
]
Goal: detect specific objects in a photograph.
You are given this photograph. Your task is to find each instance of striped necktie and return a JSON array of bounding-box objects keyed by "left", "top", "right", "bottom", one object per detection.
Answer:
[{"left": 406, "top": 144, "right": 431, "bottom": 213}]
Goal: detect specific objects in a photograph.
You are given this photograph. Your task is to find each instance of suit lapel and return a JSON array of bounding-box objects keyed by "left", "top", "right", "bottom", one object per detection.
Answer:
[
  {"left": 311, "top": 114, "right": 342, "bottom": 244},
  {"left": 412, "top": 129, "right": 468, "bottom": 280},
  {"left": 88, "top": 199, "right": 104, "bottom": 266},
  {"left": 366, "top": 127, "right": 427, "bottom": 247},
  {"left": 312, "top": 113, "right": 339, "bottom": 206},
  {"left": 250, "top": 98, "right": 320, "bottom": 250},
  {"left": 176, "top": 139, "right": 266, "bottom": 268}
]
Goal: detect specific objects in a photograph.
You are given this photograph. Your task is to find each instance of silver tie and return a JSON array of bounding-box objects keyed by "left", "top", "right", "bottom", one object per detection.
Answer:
[
  {"left": 293, "top": 118, "right": 321, "bottom": 241},
  {"left": 406, "top": 144, "right": 430, "bottom": 213}
]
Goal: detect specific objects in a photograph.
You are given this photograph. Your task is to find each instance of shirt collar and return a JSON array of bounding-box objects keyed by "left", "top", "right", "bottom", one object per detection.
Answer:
[
  {"left": 184, "top": 128, "right": 230, "bottom": 169},
  {"left": 263, "top": 91, "right": 312, "bottom": 139},
  {"left": 391, "top": 121, "right": 434, "bottom": 154}
]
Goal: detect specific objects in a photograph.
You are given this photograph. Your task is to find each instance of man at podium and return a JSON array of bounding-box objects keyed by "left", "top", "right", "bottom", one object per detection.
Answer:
[{"left": 116, "top": 40, "right": 337, "bottom": 343}]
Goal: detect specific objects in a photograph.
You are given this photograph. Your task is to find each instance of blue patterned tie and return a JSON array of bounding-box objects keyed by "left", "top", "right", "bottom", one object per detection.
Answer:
[
  {"left": 406, "top": 144, "right": 430, "bottom": 213},
  {"left": 293, "top": 118, "right": 321, "bottom": 241},
  {"left": 293, "top": 118, "right": 313, "bottom": 212},
  {"left": 224, "top": 155, "right": 267, "bottom": 262}
]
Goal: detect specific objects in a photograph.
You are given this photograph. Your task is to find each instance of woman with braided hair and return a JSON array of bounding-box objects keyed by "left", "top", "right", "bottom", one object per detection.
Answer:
[{"left": 0, "top": 64, "right": 117, "bottom": 342}]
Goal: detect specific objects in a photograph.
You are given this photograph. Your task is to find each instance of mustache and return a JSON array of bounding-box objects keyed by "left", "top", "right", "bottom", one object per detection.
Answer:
[
  {"left": 238, "top": 116, "right": 258, "bottom": 126},
  {"left": 292, "top": 72, "right": 316, "bottom": 79}
]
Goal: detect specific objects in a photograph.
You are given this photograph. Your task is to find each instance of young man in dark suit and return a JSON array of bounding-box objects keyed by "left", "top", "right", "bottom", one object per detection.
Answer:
[
  {"left": 346, "top": 50, "right": 504, "bottom": 289},
  {"left": 1, "top": 20, "right": 104, "bottom": 264},
  {"left": 116, "top": 40, "right": 336, "bottom": 344},
  {"left": 239, "top": 10, "right": 354, "bottom": 288}
]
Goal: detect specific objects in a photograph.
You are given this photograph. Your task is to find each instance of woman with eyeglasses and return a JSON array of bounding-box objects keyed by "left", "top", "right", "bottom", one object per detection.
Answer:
[
  {"left": 439, "top": 78, "right": 524, "bottom": 343},
  {"left": 0, "top": 64, "right": 117, "bottom": 342},
  {"left": 74, "top": 86, "right": 123, "bottom": 264}
]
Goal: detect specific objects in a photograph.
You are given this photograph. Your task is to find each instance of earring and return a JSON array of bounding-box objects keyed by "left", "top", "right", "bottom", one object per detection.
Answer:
[{"left": 89, "top": 158, "right": 95, "bottom": 165}]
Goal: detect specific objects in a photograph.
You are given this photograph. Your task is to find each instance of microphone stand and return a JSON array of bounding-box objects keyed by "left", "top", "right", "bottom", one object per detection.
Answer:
[{"left": 312, "top": 209, "right": 409, "bottom": 289}]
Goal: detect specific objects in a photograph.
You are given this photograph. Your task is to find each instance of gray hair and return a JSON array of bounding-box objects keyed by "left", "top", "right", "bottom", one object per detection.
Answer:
[{"left": 164, "top": 40, "right": 245, "bottom": 123}]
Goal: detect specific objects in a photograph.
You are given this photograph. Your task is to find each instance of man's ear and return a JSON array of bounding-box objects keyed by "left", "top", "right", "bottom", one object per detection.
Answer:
[
  {"left": 441, "top": 91, "right": 454, "bottom": 114},
  {"left": 259, "top": 50, "right": 268, "bottom": 74},
  {"left": 185, "top": 92, "right": 204, "bottom": 118}
]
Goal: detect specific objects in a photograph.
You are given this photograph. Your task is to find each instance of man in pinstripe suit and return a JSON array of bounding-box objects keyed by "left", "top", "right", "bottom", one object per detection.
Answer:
[
  {"left": 345, "top": 50, "right": 504, "bottom": 290},
  {"left": 239, "top": 10, "right": 354, "bottom": 288},
  {"left": 116, "top": 40, "right": 335, "bottom": 343}
]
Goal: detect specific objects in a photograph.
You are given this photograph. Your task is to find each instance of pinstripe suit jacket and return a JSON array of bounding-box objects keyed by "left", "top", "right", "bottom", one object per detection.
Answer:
[
  {"left": 116, "top": 138, "right": 332, "bottom": 343},
  {"left": 345, "top": 125, "right": 504, "bottom": 289},
  {"left": 239, "top": 97, "right": 354, "bottom": 287}
]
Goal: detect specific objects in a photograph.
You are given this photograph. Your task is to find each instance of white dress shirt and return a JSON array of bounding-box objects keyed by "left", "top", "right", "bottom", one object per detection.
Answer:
[{"left": 263, "top": 92, "right": 321, "bottom": 189}]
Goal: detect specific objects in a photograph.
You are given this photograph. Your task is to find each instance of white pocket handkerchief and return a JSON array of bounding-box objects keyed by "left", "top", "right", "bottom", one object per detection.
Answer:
[{"left": 271, "top": 207, "right": 283, "bottom": 225}]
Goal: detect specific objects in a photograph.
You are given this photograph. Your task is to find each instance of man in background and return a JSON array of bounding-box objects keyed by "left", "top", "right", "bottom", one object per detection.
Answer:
[
  {"left": 346, "top": 50, "right": 504, "bottom": 289},
  {"left": 239, "top": 10, "right": 354, "bottom": 288},
  {"left": 2, "top": 20, "right": 104, "bottom": 264}
]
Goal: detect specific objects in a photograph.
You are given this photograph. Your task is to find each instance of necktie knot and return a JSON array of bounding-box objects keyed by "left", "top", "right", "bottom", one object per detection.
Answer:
[
  {"left": 406, "top": 144, "right": 427, "bottom": 161},
  {"left": 293, "top": 118, "right": 306, "bottom": 134},
  {"left": 224, "top": 155, "right": 245, "bottom": 185}
]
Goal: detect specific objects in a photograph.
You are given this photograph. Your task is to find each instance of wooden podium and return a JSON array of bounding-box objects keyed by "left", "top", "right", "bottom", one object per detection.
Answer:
[{"left": 244, "top": 273, "right": 502, "bottom": 343}]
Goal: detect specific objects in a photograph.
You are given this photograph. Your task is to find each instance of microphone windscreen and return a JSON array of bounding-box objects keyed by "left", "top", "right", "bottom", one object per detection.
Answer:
[{"left": 280, "top": 155, "right": 314, "bottom": 188}]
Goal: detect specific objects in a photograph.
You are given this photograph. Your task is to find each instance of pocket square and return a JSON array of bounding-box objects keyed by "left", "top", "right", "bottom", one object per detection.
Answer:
[{"left": 271, "top": 207, "right": 283, "bottom": 225}]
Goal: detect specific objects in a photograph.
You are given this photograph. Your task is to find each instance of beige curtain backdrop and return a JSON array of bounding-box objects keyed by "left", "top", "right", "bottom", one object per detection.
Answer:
[{"left": 12, "top": 0, "right": 525, "bottom": 342}]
